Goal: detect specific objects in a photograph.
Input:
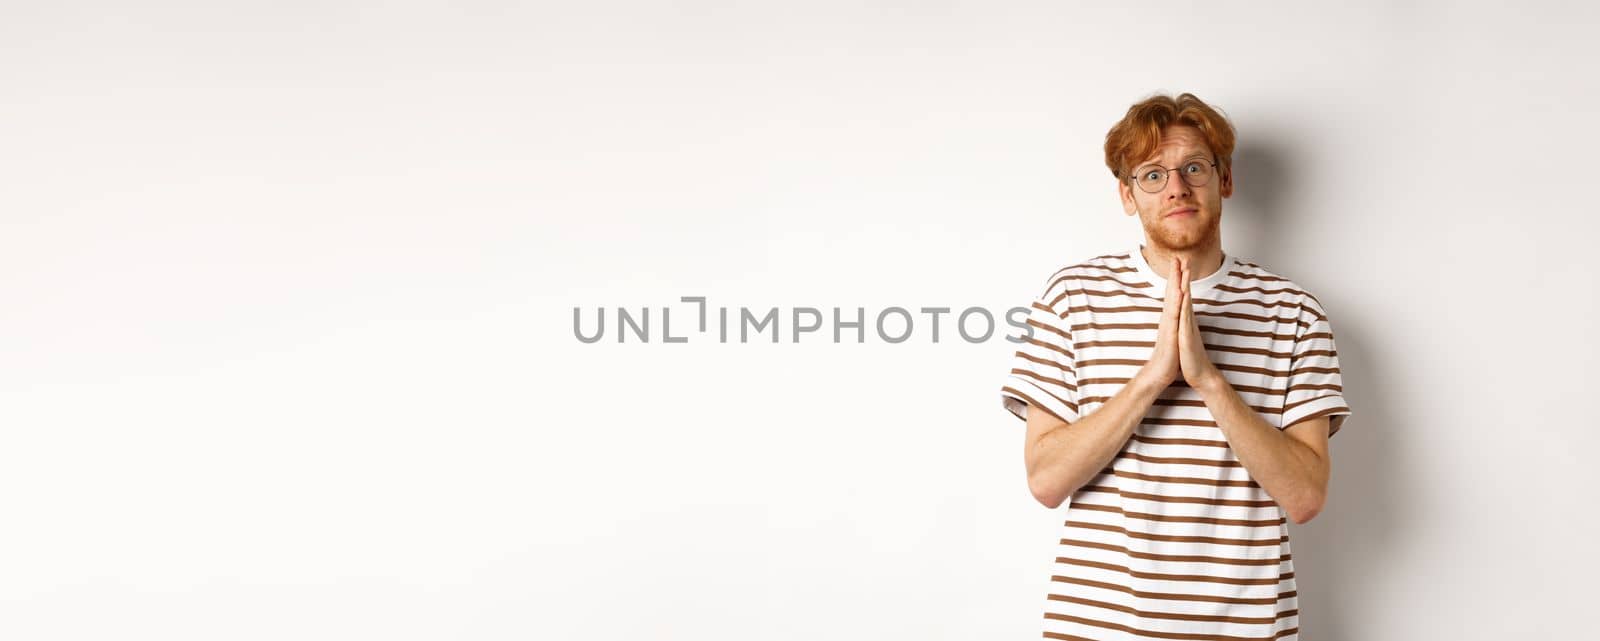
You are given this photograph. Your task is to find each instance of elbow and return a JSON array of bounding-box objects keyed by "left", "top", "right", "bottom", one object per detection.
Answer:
[
  {"left": 1028, "top": 473, "right": 1068, "bottom": 509},
  {"left": 1288, "top": 494, "right": 1325, "bottom": 525}
]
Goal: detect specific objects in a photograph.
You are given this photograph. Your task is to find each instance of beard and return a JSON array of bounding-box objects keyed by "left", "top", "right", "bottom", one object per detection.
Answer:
[{"left": 1141, "top": 206, "right": 1221, "bottom": 252}]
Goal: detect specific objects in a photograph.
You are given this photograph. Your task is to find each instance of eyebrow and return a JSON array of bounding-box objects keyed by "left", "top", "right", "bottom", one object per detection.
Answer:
[{"left": 1136, "top": 152, "right": 1211, "bottom": 167}]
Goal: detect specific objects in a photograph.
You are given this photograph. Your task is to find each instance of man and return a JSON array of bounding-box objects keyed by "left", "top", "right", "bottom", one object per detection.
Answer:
[{"left": 999, "top": 92, "right": 1351, "bottom": 640}]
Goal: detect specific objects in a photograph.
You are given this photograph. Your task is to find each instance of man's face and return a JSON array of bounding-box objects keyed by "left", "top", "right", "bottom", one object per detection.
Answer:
[{"left": 1118, "top": 124, "right": 1233, "bottom": 252}]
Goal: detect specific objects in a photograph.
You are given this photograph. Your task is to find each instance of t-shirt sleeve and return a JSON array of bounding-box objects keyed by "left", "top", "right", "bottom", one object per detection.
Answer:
[
  {"left": 999, "top": 282, "right": 1080, "bottom": 425},
  {"left": 1280, "top": 293, "right": 1353, "bottom": 437}
]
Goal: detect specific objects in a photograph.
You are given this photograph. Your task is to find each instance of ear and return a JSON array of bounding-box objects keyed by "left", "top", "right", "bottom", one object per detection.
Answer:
[
  {"left": 1118, "top": 178, "right": 1138, "bottom": 216},
  {"left": 1219, "top": 164, "right": 1234, "bottom": 198}
]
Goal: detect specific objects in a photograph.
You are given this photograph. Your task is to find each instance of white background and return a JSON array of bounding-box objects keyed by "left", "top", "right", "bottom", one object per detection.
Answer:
[{"left": 3, "top": 1, "right": 1596, "bottom": 639}]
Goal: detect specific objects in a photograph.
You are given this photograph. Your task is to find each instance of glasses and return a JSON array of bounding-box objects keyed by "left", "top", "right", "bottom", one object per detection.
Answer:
[{"left": 1128, "top": 157, "right": 1218, "bottom": 193}]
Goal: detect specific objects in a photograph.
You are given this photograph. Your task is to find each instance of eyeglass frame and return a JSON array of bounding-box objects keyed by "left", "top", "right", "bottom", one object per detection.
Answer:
[{"left": 1125, "top": 155, "right": 1220, "bottom": 194}]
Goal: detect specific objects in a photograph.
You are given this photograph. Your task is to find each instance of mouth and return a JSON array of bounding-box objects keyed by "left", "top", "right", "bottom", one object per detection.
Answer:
[{"left": 1165, "top": 207, "right": 1198, "bottom": 218}]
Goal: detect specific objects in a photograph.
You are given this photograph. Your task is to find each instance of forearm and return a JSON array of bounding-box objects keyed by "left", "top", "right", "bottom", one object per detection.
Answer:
[
  {"left": 1195, "top": 374, "right": 1328, "bottom": 523},
  {"left": 1026, "top": 371, "right": 1167, "bottom": 507}
]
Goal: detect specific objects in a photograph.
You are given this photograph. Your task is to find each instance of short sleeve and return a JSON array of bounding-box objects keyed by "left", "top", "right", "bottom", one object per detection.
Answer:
[
  {"left": 1280, "top": 294, "right": 1353, "bottom": 437},
  {"left": 999, "top": 286, "right": 1080, "bottom": 425}
]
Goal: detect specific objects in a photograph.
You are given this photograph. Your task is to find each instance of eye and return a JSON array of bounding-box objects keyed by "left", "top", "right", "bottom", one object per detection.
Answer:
[
  {"left": 1184, "top": 161, "right": 1206, "bottom": 174},
  {"left": 1142, "top": 169, "right": 1163, "bottom": 181}
]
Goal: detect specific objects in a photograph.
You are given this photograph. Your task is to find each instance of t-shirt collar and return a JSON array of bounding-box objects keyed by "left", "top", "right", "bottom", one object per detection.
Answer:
[{"left": 1130, "top": 242, "right": 1235, "bottom": 297}]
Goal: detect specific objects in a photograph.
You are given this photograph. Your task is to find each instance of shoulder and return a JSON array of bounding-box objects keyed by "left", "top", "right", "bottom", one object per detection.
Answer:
[
  {"left": 1031, "top": 249, "right": 1138, "bottom": 305},
  {"left": 1229, "top": 257, "right": 1330, "bottom": 322}
]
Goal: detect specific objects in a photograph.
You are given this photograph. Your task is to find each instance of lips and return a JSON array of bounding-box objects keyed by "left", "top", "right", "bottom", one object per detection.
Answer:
[{"left": 1165, "top": 207, "right": 1197, "bottom": 218}]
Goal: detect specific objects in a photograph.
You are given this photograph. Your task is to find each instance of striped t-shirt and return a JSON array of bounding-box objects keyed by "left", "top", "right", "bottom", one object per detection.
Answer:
[{"left": 999, "top": 244, "right": 1352, "bottom": 641}]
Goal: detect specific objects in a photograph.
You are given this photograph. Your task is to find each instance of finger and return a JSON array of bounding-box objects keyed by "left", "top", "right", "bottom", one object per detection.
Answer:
[
  {"left": 1177, "top": 266, "right": 1190, "bottom": 310},
  {"left": 1180, "top": 271, "right": 1192, "bottom": 318},
  {"left": 1183, "top": 285, "right": 1200, "bottom": 348},
  {"left": 1180, "top": 281, "right": 1189, "bottom": 324},
  {"left": 1185, "top": 285, "right": 1199, "bottom": 339},
  {"left": 1177, "top": 282, "right": 1190, "bottom": 334},
  {"left": 1180, "top": 258, "right": 1190, "bottom": 308},
  {"left": 1177, "top": 282, "right": 1191, "bottom": 349},
  {"left": 1177, "top": 286, "right": 1190, "bottom": 327},
  {"left": 1165, "top": 257, "right": 1182, "bottom": 319}
]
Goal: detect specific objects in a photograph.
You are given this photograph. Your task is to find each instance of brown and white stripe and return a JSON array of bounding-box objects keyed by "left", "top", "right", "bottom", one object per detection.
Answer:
[{"left": 1000, "top": 244, "right": 1351, "bottom": 640}]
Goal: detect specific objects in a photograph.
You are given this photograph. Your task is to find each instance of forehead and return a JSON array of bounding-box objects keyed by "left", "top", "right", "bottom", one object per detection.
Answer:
[{"left": 1137, "top": 125, "right": 1212, "bottom": 164}]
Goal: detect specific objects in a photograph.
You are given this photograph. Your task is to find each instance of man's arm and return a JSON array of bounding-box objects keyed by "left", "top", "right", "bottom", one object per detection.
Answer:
[
  {"left": 1023, "top": 370, "right": 1168, "bottom": 509},
  {"left": 1193, "top": 375, "right": 1332, "bottom": 524},
  {"left": 1022, "top": 257, "right": 1197, "bottom": 509}
]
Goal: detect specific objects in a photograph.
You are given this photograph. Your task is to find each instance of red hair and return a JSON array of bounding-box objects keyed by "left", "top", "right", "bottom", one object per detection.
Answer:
[{"left": 1103, "top": 92, "right": 1236, "bottom": 183}]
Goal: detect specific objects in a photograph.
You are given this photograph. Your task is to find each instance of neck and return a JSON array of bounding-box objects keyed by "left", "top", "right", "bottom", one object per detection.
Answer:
[{"left": 1140, "top": 240, "right": 1225, "bottom": 282}]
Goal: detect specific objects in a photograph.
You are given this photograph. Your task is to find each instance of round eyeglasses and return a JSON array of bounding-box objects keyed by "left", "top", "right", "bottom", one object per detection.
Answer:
[{"left": 1128, "top": 157, "right": 1218, "bottom": 193}]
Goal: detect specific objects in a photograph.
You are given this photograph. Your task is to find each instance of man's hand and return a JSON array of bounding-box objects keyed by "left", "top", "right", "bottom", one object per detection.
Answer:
[
  {"left": 1175, "top": 256, "right": 1225, "bottom": 391},
  {"left": 1139, "top": 256, "right": 1187, "bottom": 389}
]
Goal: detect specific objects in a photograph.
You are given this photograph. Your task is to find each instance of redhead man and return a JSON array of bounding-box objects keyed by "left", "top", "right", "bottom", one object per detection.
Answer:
[{"left": 999, "top": 92, "right": 1352, "bottom": 640}]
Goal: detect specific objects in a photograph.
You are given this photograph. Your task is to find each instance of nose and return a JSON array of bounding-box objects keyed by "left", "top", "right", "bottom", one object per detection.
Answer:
[{"left": 1161, "top": 170, "right": 1192, "bottom": 200}]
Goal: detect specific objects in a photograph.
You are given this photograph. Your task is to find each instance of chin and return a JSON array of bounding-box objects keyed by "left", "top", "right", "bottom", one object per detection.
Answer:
[
  {"left": 1145, "top": 215, "right": 1217, "bottom": 250},
  {"left": 1145, "top": 232, "right": 1207, "bottom": 253}
]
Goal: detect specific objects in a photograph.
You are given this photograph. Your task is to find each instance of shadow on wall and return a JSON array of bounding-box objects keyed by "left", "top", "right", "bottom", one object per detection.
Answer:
[{"left": 1230, "top": 140, "right": 1413, "bottom": 641}]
